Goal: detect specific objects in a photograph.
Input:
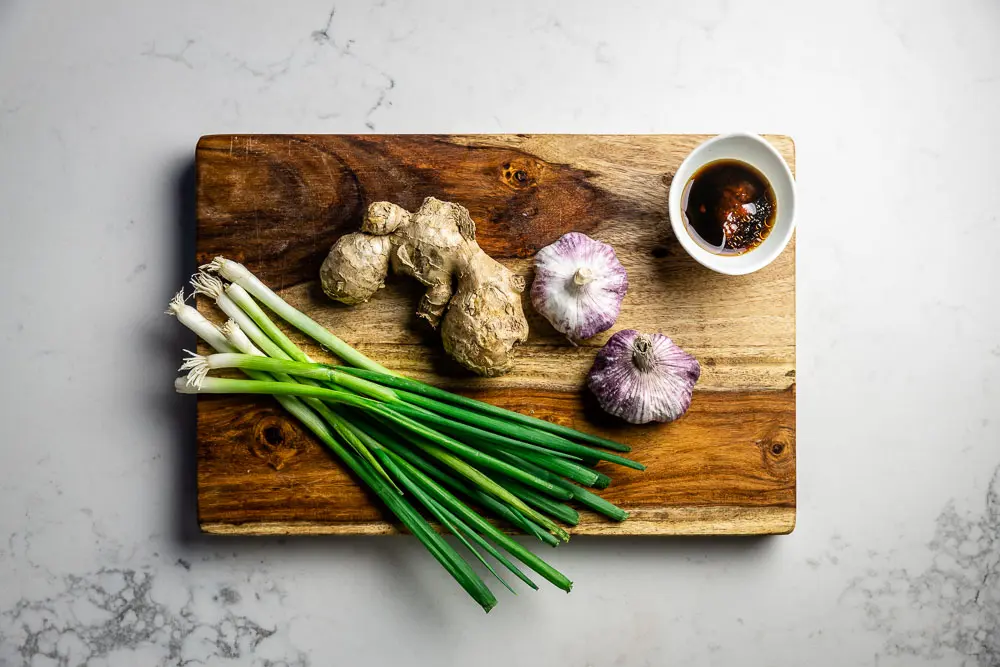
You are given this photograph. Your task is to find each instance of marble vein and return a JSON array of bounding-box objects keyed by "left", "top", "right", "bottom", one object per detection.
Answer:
[
  {"left": 310, "top": 6, "right": 337, "bottom": 45},
  {"left": 132, "top": 4, "right": 397, "bottom": 125},
  {"left": 842, "top": 464, "right": 1000, "bottom": 666},
  {"left": 141, "top": 40, "right": 196, "bottom": 70},
  {"left": 0, "top": 566, "right": 310, "bottom": 666}
]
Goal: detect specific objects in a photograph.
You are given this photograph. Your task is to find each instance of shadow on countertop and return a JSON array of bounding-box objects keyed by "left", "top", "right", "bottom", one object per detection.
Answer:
[{"left": 168, "top": 157, "right": 201, "bottom": 547}]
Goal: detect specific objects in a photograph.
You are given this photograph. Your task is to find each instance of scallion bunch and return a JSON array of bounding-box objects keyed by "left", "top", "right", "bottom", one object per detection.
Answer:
[{"left": 168, "top": 257, "right": 642, "bottom": 612}]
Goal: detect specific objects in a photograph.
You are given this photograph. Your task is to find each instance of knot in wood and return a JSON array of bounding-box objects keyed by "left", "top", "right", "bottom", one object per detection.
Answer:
[
  {"left": 251, "top": 417, "right": 302, "bottom": 470},
  {"left": 501, "top": 160, "right": 537, "bottom": 189}
]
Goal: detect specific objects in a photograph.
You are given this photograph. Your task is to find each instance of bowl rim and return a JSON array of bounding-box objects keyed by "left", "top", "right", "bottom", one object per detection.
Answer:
[{"left": 668, "top": 132, "right": 796, "bottom": 276}]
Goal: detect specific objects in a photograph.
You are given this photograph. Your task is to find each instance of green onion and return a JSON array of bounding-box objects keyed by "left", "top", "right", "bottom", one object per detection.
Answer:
[{"left": 177, "top": 257, "right": 642, "bottom": 610}]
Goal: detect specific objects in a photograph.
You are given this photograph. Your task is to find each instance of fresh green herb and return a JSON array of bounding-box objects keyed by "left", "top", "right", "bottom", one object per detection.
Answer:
[{"left": 169, "top": 258, "right": 639, "bottom": 611}]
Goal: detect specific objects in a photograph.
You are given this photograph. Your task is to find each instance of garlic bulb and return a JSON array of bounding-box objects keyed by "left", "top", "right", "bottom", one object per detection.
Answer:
[
  {"left": 587, "top": 329, "right": 701, "bottom": 424},
  {"left": 530, "top": 232, "right": 628, "bottom": 342}
]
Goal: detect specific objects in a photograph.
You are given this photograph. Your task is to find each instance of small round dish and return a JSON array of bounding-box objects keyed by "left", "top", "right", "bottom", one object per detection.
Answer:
[{"left": 668, "top": 133, "right": 796, "bottom": 276}]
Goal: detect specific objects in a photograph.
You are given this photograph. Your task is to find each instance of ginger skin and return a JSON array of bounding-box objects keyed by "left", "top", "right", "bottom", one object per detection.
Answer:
[{"left": 320, "top": 197, "right": 529, "bottom": 377}]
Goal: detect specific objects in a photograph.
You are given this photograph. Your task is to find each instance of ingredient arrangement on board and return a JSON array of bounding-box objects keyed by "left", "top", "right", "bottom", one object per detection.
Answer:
[{"left": 179, "top": 133, "right": 797, "bottom": 611}]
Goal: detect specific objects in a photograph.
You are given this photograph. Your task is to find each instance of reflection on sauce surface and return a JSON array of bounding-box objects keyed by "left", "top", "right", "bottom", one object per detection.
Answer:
[{"left": 681, "top": 159, "right": 776, "bottom": 255}]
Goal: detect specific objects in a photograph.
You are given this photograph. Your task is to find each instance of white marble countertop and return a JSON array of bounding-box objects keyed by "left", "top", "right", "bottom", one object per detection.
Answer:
[{"left": 1, "top": 1, "right": 997, "bottom": 665}]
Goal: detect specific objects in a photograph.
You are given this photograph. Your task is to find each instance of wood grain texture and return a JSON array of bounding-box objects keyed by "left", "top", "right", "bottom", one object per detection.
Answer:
[{"left": 195, "top": 134, "right": 796, "bottom": 536}]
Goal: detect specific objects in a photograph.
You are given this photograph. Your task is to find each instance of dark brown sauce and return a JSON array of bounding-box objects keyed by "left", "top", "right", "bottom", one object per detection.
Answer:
[{"left": 681, "top": 159, "right": 776, "bottom": 255}]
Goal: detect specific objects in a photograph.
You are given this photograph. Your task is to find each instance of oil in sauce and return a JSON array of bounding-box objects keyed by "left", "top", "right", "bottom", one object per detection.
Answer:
[{"left": 681, "top": 159, "right": 776, "bottom": 255}]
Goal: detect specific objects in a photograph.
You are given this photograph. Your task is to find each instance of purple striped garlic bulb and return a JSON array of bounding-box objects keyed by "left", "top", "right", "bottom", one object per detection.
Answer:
[
  {"left": 530, "top": 232, "right": 628, "bottom": 343},
  {"left": 587, "top": 329, "right": 701, "bottom": 424}
]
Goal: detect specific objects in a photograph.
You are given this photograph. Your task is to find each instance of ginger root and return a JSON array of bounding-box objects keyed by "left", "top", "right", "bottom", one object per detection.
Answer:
[{"left": 320, "top": 197, "right": 529, "bottom": 376}]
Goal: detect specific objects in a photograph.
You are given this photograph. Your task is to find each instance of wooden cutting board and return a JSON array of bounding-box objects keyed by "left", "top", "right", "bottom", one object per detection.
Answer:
[{"left": 194, "top": 134, "right": 796, "bottom": 536}]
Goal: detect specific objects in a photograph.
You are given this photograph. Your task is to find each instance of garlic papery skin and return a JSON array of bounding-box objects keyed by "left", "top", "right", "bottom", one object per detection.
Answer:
[
  {"left": 587, "top": 329, "right": 701, "bottom": 425},
  {"left": 530, "top": 232, "right": 628, "bottom": 342}
]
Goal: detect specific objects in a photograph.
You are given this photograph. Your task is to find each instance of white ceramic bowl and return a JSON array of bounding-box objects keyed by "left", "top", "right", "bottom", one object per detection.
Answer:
[{"left": 668, "top": 133, "right": 796, "bottom": 275}]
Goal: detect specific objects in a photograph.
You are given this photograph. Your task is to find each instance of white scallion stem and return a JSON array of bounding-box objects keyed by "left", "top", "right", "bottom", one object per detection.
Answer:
[
  {"left": 221, "top": 319, "right": 265, "bottom": 357},
  {"left": 203, "top": 257, "right": 394, "bottom": 375},
  {"left": 165, "top": 290, "right": 234, "bottom": 353}
]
